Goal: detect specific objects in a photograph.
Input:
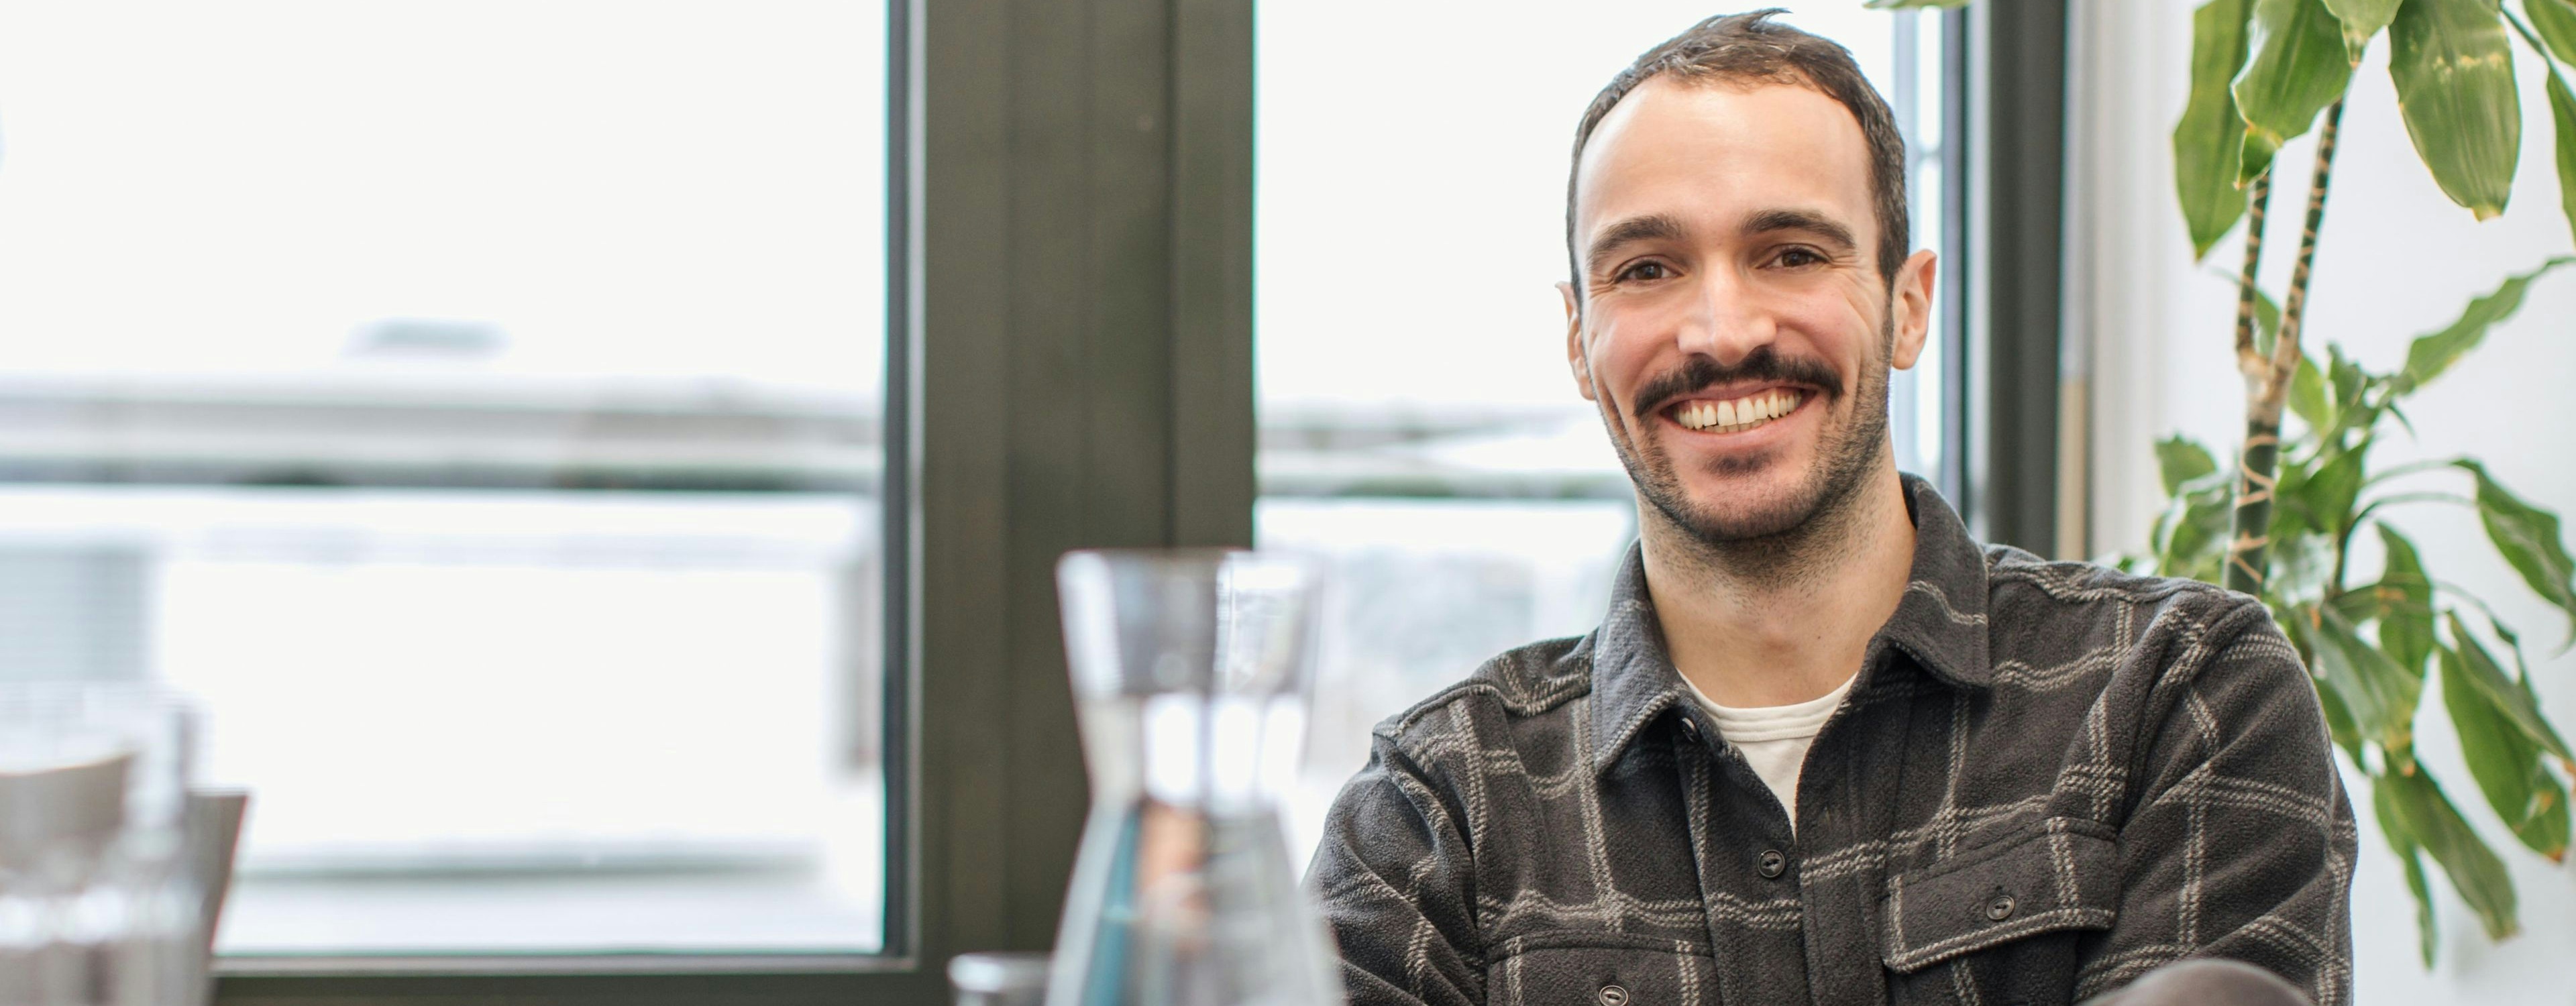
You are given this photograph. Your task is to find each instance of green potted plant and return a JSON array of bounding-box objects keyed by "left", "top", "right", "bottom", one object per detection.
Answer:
[{"left": 1875, "top": 0, "right": 2576, "bottom": 962}]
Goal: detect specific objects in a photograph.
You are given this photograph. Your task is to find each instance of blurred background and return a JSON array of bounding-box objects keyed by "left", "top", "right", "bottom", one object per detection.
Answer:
[
  {"left": 0, "top": 1, "right": 2566, "bottom": 1003},
  {"left": 0, "top": 1, "right": 891, "bottom": 956}
]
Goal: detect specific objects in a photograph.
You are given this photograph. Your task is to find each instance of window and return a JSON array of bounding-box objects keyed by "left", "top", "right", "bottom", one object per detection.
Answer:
[
  {"left": 2, "top": 0, "right": 2024, "bottom": 996},
  {"left": 0, "top": 1, "right": 890, "bottom": 958},
  {"left": 1252, "top": 2, "right": 1957, "bottom": 857}
]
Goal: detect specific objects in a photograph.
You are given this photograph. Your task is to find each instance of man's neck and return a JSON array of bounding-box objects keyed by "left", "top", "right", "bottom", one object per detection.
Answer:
[{"left": 1638, "top": 465, "right": 1916, "bottom": 708}]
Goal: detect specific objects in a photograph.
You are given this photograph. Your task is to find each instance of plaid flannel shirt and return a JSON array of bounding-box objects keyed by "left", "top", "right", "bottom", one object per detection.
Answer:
[{"left": 1309, "top": 476, "right": 2356, "bottom": 1006}]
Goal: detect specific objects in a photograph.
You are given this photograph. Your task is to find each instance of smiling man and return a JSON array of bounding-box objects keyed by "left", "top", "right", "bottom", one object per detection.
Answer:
[{"left": 1308, "top": 11, "right": 2355, "bottom": 1006}]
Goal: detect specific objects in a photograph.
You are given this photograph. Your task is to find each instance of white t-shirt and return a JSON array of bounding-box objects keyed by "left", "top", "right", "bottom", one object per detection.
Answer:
[{"left": 1678, "top": 672, "right": 1856, "bottom": 830}]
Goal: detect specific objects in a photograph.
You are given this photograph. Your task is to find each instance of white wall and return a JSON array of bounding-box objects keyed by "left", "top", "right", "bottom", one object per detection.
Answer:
[{"left": 2072, "top": 3, "right": 2576, "bottom": 1002}]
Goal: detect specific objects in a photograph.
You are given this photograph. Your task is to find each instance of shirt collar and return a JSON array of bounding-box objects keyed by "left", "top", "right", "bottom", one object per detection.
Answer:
[{"left": 1587, "top": 473, "right": 1994, "bottom": 775}]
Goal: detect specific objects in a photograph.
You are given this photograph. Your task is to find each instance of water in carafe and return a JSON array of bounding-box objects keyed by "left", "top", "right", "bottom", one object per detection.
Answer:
[{"left": 1048, "top": 551, "right": 1344, "bottom": 1006}]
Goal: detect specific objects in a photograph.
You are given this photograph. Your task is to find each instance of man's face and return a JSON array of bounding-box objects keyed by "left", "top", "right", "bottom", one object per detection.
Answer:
[{"left": 1562, "top": 77, "right": 1933, "bottom": 545}]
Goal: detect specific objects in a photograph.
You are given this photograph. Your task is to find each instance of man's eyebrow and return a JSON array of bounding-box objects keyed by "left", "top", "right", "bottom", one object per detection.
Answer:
[
  {"left": 1743, "top": 209, "right": 1858, "bottom": 252},
  {"left": 1583, "top": 213, "right": 1689, "bottom": 274}
]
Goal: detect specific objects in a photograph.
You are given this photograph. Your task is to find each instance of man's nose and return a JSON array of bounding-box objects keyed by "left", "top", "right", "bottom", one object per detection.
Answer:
[{"left": 1672, "top": 268, "right": 1776, "bottom": 364}]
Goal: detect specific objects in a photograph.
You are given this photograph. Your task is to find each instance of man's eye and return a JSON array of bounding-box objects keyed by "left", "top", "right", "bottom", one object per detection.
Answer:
[
  {"left": 1774, "top": 247, "right": 1826, "bottom": 268},
  {"left": 1616, "top": 261, "right": 1672, "bottom": 282}
]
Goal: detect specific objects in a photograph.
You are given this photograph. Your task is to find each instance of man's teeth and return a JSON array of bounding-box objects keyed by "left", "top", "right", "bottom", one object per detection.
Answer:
[{"left": 1674, "top": 389, "right": 1805, "bottom": 433}]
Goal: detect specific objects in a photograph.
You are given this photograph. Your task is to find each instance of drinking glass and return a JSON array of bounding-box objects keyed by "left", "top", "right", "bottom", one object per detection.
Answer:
[{"left": 0, "top": 683, "right": 207, "bottom": 1006}]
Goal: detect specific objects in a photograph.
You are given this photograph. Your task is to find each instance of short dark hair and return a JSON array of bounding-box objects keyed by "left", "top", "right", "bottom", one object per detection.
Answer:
[{"left": 1565, "top": 9, "right": 1909, "bottom": 297}]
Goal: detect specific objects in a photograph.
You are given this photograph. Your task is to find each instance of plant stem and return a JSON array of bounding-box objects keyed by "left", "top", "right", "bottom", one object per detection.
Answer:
[
  {"left": 2235, "top": 171, "right": 2275, "bottom": 375},
  {"left": 2227, "top": 101, "right": 2345, "bottom": 595}
]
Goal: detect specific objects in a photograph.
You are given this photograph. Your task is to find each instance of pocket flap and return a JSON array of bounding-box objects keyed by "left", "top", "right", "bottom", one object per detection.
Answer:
[{"left": 1881, "top": 818, "right": 2118, "bottom": 973}]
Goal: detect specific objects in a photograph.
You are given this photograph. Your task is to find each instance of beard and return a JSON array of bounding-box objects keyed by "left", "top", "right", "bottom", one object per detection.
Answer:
[{"left": 1601, "top": 318, "right": 1894, "bottom": 555}]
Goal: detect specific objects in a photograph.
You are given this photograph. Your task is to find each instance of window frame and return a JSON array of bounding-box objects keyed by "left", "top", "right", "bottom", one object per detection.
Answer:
[
  {"left": 205, "top": 0, "right": 2074, "bottom": 998},
  {"left": 209, "top": 0, "right": 1254, "bottom": 1001},
  {"left": 1957, "top": 0, "right": 2070, "bottom": 555}
]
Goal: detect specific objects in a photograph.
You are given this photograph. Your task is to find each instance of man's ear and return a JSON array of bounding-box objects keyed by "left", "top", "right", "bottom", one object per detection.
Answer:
[
  {"left": 1888, "top": 249, "right": 1937, "bottom": 371},
  {"left": 1558, "top": 281, "right": 1597, "bottom": 402}
]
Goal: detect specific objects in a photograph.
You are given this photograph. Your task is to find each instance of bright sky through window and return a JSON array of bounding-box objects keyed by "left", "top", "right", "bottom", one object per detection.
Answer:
[
  {"left": 0, "top": 1, "right": 891, "bottom": 956},
  {"left": 0, "top": 1, "right": 883, "bottom": 394}
]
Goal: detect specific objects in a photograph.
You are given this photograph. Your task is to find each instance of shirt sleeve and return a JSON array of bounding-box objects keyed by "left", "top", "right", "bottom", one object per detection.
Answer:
[
  {"left": 2076, "top": 597, "right": 2359, "bottom": 1005},
  {"left": 1307, "top": 734, "right": 1486, "bottom": 1006}
]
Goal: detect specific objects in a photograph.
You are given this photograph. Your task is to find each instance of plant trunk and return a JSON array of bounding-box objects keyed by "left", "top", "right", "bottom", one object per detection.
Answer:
[
  {"left": 2234, "top": 170, "right": 2273, "bottom": 368},
  {"left": 2226, "top": 100, "right": 2344, "bottom": 595}
]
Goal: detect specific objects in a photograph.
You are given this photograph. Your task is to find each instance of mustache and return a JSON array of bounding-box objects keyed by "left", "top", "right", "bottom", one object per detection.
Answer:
[{"left": 1629, "top": 347, "right": 1845, "bottom": 421}]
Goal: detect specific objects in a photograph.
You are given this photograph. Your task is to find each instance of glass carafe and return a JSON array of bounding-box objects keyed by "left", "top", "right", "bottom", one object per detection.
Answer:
[{"left": 1048, "top": 550, "right": 1344, "bottom": 1006}]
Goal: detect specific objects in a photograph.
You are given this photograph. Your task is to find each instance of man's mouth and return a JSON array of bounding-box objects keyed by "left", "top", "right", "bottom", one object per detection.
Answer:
[{"left": 1666, "top": 387, "right": 1808, "bottom": 434}]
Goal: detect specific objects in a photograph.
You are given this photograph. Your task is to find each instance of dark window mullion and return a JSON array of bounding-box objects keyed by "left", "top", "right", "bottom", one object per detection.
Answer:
[{"left": 211, "top": 0, "right": 1257, "bottom": 999}]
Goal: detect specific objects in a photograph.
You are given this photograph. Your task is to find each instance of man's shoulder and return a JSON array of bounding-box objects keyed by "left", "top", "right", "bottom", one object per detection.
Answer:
[
  {"left": 1366, "top": 634, "right": 1595, "bottom": 757},
  {"left": 1976, "top": 544, "right": 2291, "bottom": 695},
  {"left": 1980, "top": 543, "right": 2266, "bottom": 629}
]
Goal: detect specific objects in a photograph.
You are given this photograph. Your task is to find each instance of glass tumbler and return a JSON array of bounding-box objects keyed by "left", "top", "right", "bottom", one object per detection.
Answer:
[
  {"left": 0, "top": 684, "right": 207, "bottom": 1006},
  {"left": 1047, "top": 550, "right": 1344, "bottom": 1006}
]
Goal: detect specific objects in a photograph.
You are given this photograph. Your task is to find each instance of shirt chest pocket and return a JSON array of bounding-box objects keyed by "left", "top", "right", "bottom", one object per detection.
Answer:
[
  {"left": 1484, "top": 936, "right": 1715, "bottom": 1006},
  {"left": 1881, "top": 819, "right": 2120, "bottom": 1006}
]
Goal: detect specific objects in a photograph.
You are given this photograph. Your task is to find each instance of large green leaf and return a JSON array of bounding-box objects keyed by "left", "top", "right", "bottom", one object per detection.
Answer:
[
  {"left": 2384, "top": 768, "right": 2521, "bottom": 940},
  {"left": 2485, "top": 620, "right": 2567, "bottom": 754},
  {"left": 2524, "top": 776, "right": 2571, "bottom": 860},
  {"left": 2318, "top": 672, "right": 2366, "bottom": 757},
  {"left": 2324, "top": 0, "right": 2405, "bottom": 59},
  {"left": 2393, "top": 256, "right": 2573, "bottom": 394},
  {"left": 2377, "top": 523, "right": 2437, "bottom": 676},
  {"left": 2143, "top": 436, "right": 2226, "bottom": 583},
  {"left": 2389, "top": 0, "right": 2521, "bottom": 219},
  {"left": 2528, "top": 0, "right": 2576, "bottom": 63},
  {"left": 2447, "top": 612, "right": 2575, "bottom": 760},
  {"left": 2327, "top": 343, "right": 2369, "bottom": 419},
  {"left": 2308, "top": 342, "right": 2390, "bottom": 450},
  {"left": 2442, "top": 640, "right": 2573, "bottom": 859},
  {"left": 2550, "top": 71, "right": 2576, "bottom": 249},
  {"left": 2265, "top": 443, "right": 2360, "bottom": 555},
  {"left": 2306, "top": 604, "right": 2425, "bottom": 748},
  {"left": 2372, "top": 778, "right": 2440, "bottom": 966},
  {"left": 2236, "top": 0, "right": 2359, "bottom": 181},
  {"left": 2289, "top": 353, "right": 2331, "bottom": 431},
  {"left": 2298, "top": 447, "right": 2367, "bottom": 539},
  {"left": 2271, "top": 453, "right": 2313, "bottom": 541},
  {"left": 2455, "top": 461, "right": 2576, "bottom": 630},
  {"left": 2180, "top": 0, "right": 2262, "bottom": 258},
  {"left": 2155, "top": 435, "right": 2220, "bottom": 496},
  {"left": 2159, "top": 480, "right": 2236, "bottom": 583},
  {"left": 2267, "top": 455, "right": 2319, "bottom": 579},
  {"left": 2266, "top": 455, "right": 2346, "bottom": 601}
]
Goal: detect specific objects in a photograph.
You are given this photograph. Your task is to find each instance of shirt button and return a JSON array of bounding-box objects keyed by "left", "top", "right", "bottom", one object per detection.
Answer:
[
  {"left": 1597, "top": 985, "right": 1629, "bottom": 1006},
  {"left": 1678, "top": 716, "right": 1702, "bottom": 742},
  {"left": 1985, "top": 893, "right": 2017, "bottom": 921},
  {"left": 1756, "top": 848, "right": 1787, "bottom": 878}
]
